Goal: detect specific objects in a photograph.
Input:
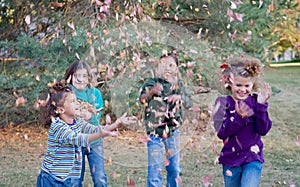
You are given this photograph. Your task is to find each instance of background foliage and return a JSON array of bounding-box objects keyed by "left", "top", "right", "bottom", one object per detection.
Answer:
[{"left": 0, "top": 0, "right": 299, "bottom": 127}]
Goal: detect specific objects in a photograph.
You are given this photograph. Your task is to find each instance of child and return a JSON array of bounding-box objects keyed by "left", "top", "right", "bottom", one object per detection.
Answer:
[
  {"left": 213, "top": 56, "right": 272, "bottom": 187},
  {"left": 64, "top": 60, "right": 136, "bottom": 187},
  {"left": 139, "top": 53, "right": 193, "bottom": 187},
  {"left": 36, "top": 82, "right": 119, "bottom": 186}
]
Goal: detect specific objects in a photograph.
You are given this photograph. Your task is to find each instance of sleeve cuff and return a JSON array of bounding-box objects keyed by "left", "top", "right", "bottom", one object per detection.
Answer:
[{"left": 257, "top": 102, "right": 269, "bottom": 112}]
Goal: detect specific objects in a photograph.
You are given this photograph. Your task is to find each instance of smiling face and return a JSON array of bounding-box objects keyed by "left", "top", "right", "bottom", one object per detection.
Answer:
[
  {"left": 230, "top": 75, "right": 254, "bottom": 101},
  {"left": 72, "top": 68, "right": 89, "bottom": 90},
  {"left": 157, "top": 56, "right": 178, "bottom": 80}
]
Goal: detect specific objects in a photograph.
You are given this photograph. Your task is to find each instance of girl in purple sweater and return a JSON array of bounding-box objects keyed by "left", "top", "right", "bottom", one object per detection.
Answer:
[{"left": 213, "top": 56, "right": 272, "bottom": 187}]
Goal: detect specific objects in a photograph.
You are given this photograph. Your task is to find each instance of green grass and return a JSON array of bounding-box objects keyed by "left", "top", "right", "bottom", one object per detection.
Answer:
[{"left": 1, "top": 67, "right": 300, "bottom": 186}]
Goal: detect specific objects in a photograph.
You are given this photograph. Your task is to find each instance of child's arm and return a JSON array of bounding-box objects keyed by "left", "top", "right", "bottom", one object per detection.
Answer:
[
  {"left": 255, "top": 82, "right": 272, "bottom": 135},
  {"left": 88, "top": 127, "right": 119, "bottom": 142},
  {"left": 214, "top": 98, "right": 247, "bottom": 140}
]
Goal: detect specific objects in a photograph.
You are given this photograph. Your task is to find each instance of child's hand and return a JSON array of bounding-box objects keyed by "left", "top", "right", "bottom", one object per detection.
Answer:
[
  {"left": 235, "top": 101, "right": 254, "bottom": 118},
  {"left": 257, "top": 82, "right": 272, "bottom": 104},
  {"left": 166, "top": 94, "right": 181, "bottom": 104},
  {"left": 151, "top": 83, "right": 163, "bottom": 95},
  {"left": 109, "top": 131, "right": 120, "bottom": 137},
  {"left": 118, "top": 112, "right": 137, "bottom": 125},
  {"left": 79, "top": 110, "right": 93, "bottom": 121}
]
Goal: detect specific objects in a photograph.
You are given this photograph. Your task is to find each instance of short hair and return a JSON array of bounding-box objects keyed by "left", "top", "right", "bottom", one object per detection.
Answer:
[{"left": 160, "top": 53, "right": 178, "bottom": 66}]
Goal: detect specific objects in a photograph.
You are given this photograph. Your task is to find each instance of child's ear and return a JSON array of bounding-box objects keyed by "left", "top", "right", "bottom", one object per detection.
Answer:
[{"left": 56, "top": 107, "right": 65, "bottom": 114}]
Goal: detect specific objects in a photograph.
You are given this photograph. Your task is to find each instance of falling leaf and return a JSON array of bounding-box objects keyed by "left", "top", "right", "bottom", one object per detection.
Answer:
[
  {"left": 127, "top": 176, "right": 135, "bottom": 186},
  {"left": 220, "top": 63, "right": 228, "bottom": 69},
  {"left": 95, "top": 0, "right": 103, "bottom": 6},
  {"left": 50, "top": 2, "right": 65, "bottom": 8},
  {"left": 111, "top": 171, "right": 121, "bottom": 179},
  {"left": 258, "top": 0, "right": 264, "bottom": 9},
  {"left": 159, "top": 1, "right": 165, "bottom": 6},
  {"left": 202, "top": 176, "right": 212, "bottom": 187},
  {"left": 267, "top": 0, "right": 275, "bottom": 13},
  {"left": 229, "top": 73, "right": 235, "bottom": 83},
  {"left": 104, "top": 0, "right": 111, "bottom": 5},
  {"left": 24, "top": 134, "right": 29, "bottom": 140},
  {"left": 25, "top": 15, "right": 30, "bottom": 25},
  {"left": 250, "top": 145, "right": 260, "bottom": 154},
  {"left": 106, "top": 114, "right": 112, "bottom": 124},
  {"left": 295, "top": 136, "right": 300, "bottom": 147},
  {"left": 164, "top": 159, "right": 170, "bottom": 166},
  {"left": 35, "top": 75, "right": 40, "bottom": 81},
  {"left": 175, "top": 176, "right": 182, "bottom": 185},
  {"left": 226, "top": 169, "right": 232, "bottom": 176},
  {"left": 174, "top": 14, "right": 178, "bottom": 21},
  {"left": 67, "top": 21, "right": 75, "bottom": 30},
  {"left": 139, "top": 137, "right": 150, "bottom": 143},
  {"left": 90, "top": 19, "right": 96, "bottom": 29},
  {"left": 16, "top": 96, "right": 26, "bottom": 107},
  {"left": 107, "top": 156, "right": 112, "bottom": 166},
  {"left": 230, "top": 1, "right": 237, "bottom": 9},
  {"left": 190, "top": 105, "right": 200, "bottom": 112},
  {"left": 103, "top": 29, "right": 110, "bottom": 35},
  {"left": 162, "top": 130, "right": 168, "bottom": 139},
  {"left": 234, "top": 13, "right": 244, "bottom": 22}
]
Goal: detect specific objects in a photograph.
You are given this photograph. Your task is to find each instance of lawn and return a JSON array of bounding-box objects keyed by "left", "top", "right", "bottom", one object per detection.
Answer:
[{"left": 0, "top": 66, "right": 299, "bottom": 187}]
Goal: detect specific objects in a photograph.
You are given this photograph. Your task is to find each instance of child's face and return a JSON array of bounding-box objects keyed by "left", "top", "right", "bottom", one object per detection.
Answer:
[
  {"left": 60, "top": 92, "right": 81, "bottom": 119},
  {"left": 157, "top": 56, "right": 178, "bottom": 80},
  {"left": 231, "top": 75, "right": 254, "bottom": 101},
  {"left": 72, "top": 68, "right": 89, "bottom": 90}
]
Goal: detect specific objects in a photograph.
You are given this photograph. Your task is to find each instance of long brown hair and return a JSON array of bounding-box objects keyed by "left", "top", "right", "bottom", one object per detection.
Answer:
[{"left": 64, "top": 60, "right": 94, "bottom": 86}]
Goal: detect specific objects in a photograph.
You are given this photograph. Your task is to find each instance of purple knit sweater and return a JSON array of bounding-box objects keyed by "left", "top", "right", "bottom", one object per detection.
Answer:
[{"left": 213, "top": 94, "right": 272, "bottom": 167}]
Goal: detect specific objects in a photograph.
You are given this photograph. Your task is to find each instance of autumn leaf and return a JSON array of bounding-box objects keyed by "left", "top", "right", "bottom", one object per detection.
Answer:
[
  {"left": 175, "top": 176, "right": 182, "bottom": 185},
  {"left": 107, "top": 156, "right": 112, "bottom": 166},
  {"left": 25, "top": 15, "right": 30, "bottom": 25},
  {"left": 111, "top": 171, "right": 121, "bottom": 179},
  {"left": 220, "top": 63, "right": 228, "bottom": 69},
  {"left": 201, "top": 176, "right": 212, "bottom": 187},
  {"left": 295, "top": 136, "right": 300, "bottom": 147},
  {"left": 164, "top": 159, "right": 170, "bottom": 166},
  {"left": 90, "top": 19, "right": 96, "bottom": 29},
  {"left": 67, "top": 21, "right": 75, "bottom": 30},
  {"left": 127, "top": 176, "right": 135, "bottom": 186},
  {"left": 267, "top": 0, "right": 275, "bottom": 13},
  {"left": 139, "top": 137, "right": 150, "bottom": 143},
  {"left": 16, "top": 96, "right": 26, "bottom": 107},
  {"left": 106, "top": 114, "right": 112, "bottom": 124},
  {"left": 50, "top": 2, "right": 65, "bottom": 8}
]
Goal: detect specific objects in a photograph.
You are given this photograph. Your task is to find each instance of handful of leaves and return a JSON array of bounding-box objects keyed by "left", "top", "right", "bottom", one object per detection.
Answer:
[{"left": 78, "top": 100, "right": 100, "bottom": 114}]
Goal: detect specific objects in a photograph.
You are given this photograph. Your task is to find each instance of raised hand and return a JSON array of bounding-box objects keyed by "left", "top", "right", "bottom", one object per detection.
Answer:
[
  {"left": 235, "top": 101, "right": 254, "bottom": 118},
  {"left": 257, "top": 82, "right": 272, "bottom": 104},
  {"left": 166, "top": 94, "right": 181, "bottom": 105},
  {"left": 109, "top": 130, "right": 120, "bottom": 137},
  {"left": 151, "top": 83, "right": 163, "bottom": 95},
  {"left": 118, "top": 112, "right": 137, "bottom": 125}
]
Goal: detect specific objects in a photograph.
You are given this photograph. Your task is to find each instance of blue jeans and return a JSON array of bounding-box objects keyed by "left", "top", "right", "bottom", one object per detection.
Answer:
[
  {"left": 36, "top": 170, "right": 80, "bottom": 187},
  {"left": 222, "top": 161, "right": 263, "bottom": 187},
  {"left": 147, "top": 129, "right": 181, "bottom": 187},
  {"left": 78, "top": 139, "right": 107, "bottom": 187}
]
